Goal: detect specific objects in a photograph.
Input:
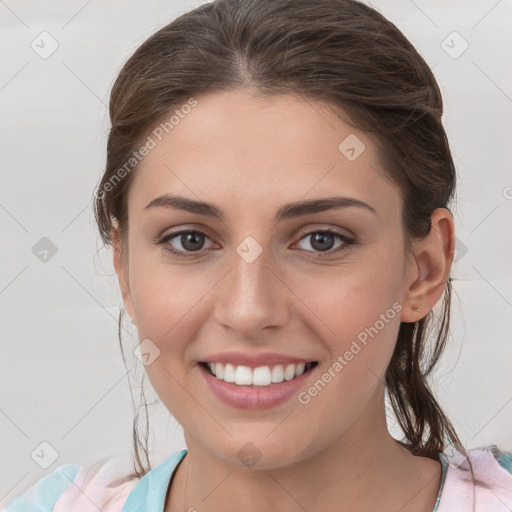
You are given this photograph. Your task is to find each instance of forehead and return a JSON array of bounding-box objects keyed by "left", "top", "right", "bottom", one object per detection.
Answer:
[{"left": 128, "top": 89, "right": 400, "bottom": 219}]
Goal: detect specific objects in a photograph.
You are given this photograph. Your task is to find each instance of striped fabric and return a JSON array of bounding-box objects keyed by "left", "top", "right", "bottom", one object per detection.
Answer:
[{"left": 4, "top": 446, "right": 511, "bottom": 511}]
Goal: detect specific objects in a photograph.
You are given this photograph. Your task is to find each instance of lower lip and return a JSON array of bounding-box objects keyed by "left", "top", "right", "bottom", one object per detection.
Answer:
[{"left": 199, "top": 363, "right": 316, "bottom": 409}]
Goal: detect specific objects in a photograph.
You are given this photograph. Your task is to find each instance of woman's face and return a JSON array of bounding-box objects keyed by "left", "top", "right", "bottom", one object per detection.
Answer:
[{"left": 115, "top": 88, "right": 419, "bottom": 468}]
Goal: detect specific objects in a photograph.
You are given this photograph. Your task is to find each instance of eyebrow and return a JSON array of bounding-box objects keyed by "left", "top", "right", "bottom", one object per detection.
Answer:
[{"left": 144, "top": 194, "right": 377, "bottom": 221}]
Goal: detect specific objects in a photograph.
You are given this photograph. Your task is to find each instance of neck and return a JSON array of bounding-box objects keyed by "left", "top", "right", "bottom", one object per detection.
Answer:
[{"left": 166, "top": 387, "right": 442, "bottom": 512}]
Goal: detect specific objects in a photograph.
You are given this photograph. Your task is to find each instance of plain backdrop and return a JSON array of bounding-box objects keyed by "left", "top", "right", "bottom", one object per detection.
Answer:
[{"left": 1, "top": 0, "right": 511, "bottom": 507}]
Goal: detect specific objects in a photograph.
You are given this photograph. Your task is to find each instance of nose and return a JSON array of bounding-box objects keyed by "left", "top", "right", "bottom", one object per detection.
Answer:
[{"left": 212, "top": 244, "right": 290, "bottom": 339}]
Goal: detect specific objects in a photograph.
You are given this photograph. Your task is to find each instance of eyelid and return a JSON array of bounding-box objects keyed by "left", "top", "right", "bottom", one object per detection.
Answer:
[
  {"left": 155, "top": 228, "right": 218, "bottom": 256},
  {"left": 155, "top": 225, "right": 357, "bottom": 258},
  {"left": 156, "top": 223, "right": 354, "bottom": 242},
  {"left": 292, "top": 229, "right": 356, "bottom": 255},
  {"left": 293, "top": 223, "right": 356, "bottom": 241}
]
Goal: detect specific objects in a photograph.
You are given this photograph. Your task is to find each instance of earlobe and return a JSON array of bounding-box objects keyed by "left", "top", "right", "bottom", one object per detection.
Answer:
[
  {"left": 400, "top": 208, "right": 455, "bottom": 323},
  {"left": 112, "top": 227, "right": 137, "bottom": 326}
]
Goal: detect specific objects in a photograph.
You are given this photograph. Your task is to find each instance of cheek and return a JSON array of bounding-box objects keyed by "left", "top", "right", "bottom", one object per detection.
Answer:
[
  {"left": 126, "top": 260, "right": 208, "bottom": 416},
  {"left": 290, "top": 269, "right": 402, "bottom": 437},
  {"left": 290, "top": 245, "right": 405, "bottom": 385},
  {"left": 299, "top": 276, "right": 401, "bottom": 397},
  {"left": 128, "top": 248, "right": 208, "bottom": 339},
  {"left": 130, "top": 237, "right": 405, "bottom": 348},
  {"left": 298, "top": 248, "right": 404, "bottom": 339}
]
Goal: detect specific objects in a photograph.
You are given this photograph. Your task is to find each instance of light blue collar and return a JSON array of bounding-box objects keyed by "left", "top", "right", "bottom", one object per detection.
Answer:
[
  {"left": 122, "top": 448, "right": 188, "bottom": 512},
  {"left": 121, "top": 448, "right": 448, "bottom": 511}
]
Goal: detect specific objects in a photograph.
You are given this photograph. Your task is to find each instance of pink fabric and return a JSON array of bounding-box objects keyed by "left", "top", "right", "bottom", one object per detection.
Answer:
[
  {"left": 52, "top": 456, "right": 139, "bottom": 512},
  {"left": 51, "top": 448, "right": 512, "bottom": 511},
  {"left": 438, "top": 449, "right": 512, "bottom": 511}
]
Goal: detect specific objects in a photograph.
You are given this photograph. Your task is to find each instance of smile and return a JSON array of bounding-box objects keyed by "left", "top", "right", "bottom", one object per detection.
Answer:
[{"left": 200, "top": 361, "right": 318, "bottom": 386}]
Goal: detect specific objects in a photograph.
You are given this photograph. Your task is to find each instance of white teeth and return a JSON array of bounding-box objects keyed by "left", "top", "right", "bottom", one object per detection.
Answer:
[
  {"left": 234, "top": 366, "right": 253, "bottom": 385},
  {"left": 294, "top": 363, "right": 306, "bottom": 377},
  {"left": 271, "top": 364, "right": 284, "bottom": 383},
  {"left": 253, "top": 366, "right": 272, "bottom": 386},
  {"left": 205, "top": 361, "right": 315, "bottom": 386},
  {"left": 284, "top": 363, "right": 296, "bottom": 381},
  {"left": 224, "top": 363, "right": 236, "bottom": 383}
]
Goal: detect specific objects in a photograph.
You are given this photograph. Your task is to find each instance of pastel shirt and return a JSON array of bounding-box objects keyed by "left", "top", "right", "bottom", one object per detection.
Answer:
[{"left": 4, "top": 446, "right": 512, "bottom": 511}]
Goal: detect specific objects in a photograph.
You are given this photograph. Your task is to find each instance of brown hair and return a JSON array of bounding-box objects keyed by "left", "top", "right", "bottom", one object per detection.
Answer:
[{"left": 93, "top": 0, "right": 464, "bottom": 477}]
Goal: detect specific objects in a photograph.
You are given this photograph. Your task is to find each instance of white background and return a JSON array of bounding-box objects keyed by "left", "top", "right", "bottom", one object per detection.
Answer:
[{"left": 1, "top": 0, "right": 511, "bottom": 507}]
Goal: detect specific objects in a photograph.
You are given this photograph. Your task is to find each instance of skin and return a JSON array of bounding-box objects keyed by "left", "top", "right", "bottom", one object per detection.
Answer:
[{"left": 112, "top": 88, "right": 455, "bottom": 512}]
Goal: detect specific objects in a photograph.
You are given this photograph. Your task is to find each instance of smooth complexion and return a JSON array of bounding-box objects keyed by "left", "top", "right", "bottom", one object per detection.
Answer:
[{"left": 113, "top": 88, "right": 455, "bottom": 512}]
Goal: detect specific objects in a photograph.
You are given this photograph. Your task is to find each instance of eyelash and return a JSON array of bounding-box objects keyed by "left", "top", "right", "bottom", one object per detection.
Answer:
[{"left": 155, "top": 228, "right": 356, "bottom": 259}]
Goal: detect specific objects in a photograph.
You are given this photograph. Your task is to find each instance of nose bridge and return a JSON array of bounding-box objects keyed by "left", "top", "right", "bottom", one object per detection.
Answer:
[
  {"left": 233, "top": 241, "right": 270, "bottom": 301},
  {"left": 214, "top": 237, "right": 287, "bottom": 335}
]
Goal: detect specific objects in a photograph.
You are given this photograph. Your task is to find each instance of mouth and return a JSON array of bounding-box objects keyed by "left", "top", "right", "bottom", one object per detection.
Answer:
[{"left": 199, "top": 361, "right": 319, "bottom": 387}]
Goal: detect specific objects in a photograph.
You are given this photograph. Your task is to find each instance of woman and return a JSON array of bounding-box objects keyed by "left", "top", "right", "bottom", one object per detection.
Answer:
[{"left": 6, "top": 0, "right": 511, "bottom": 511}]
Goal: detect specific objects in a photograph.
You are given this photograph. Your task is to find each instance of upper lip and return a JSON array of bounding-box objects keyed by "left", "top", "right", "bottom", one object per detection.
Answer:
[{"left": 199, "top": 351, "right": 317, "bottom": 368}]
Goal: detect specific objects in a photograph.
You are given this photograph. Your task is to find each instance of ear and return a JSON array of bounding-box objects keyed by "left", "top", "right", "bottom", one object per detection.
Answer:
[
  {"left": 401, "top": 208, "right": 455, "bottom": 322},
  {"left": 112, "top": 226, "right": 137, "bottom": 326}
]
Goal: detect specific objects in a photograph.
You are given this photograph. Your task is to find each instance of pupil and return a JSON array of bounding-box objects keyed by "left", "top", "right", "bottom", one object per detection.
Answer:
[
  {"left": 182, "top": 232, "right": 203, "bottom": 251},
  {"left": 179, "top": 232, "right": 335, "bottom": 252},
  {"left": 311, "top": 232, "right": 334, "bottom": 251}
]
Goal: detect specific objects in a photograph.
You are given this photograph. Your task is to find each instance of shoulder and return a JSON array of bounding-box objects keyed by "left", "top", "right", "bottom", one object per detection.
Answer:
[
  {"left": 3, "top": 463, "right": 80, "bottom": 512},
  {"left": 3, "top": 449, "right": 189, "bottom": 512},
  {"left": 3, "top": 455, "right": 140, "bottom": 512},
  {"left": 437, "top": 444, "right": 512, "bottom": 512}
]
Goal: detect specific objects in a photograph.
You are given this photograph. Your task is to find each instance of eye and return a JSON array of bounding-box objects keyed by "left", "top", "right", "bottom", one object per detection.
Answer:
[
  {"left": 155, "top": 228, "right": 356, "bottom": 259},
  {"left": 156, "top": 230, "right": 216, "bottom": 258},
  {"left": 294, "top": 229, "right": 355, "bottom": 256}
]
